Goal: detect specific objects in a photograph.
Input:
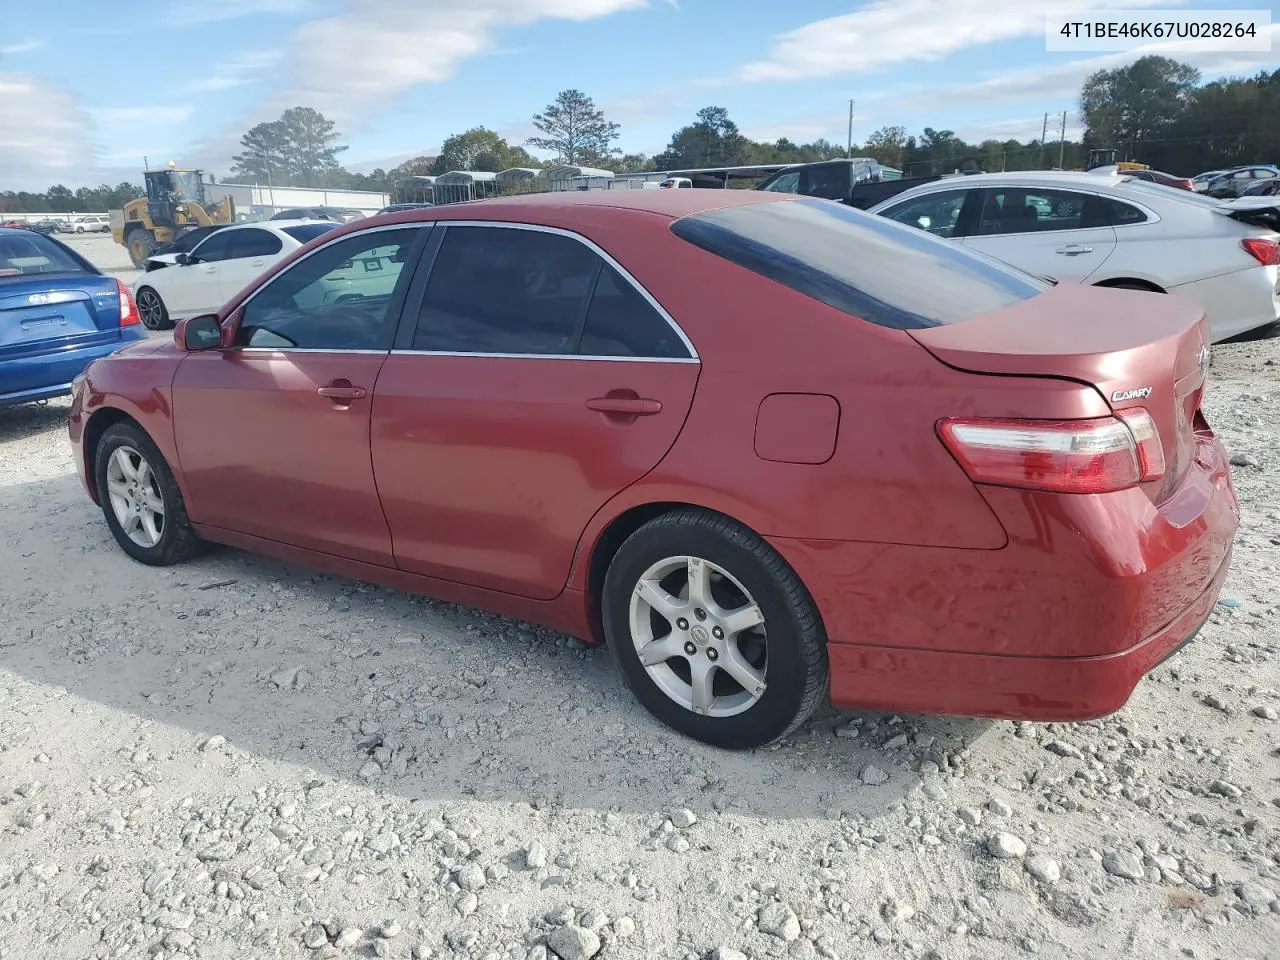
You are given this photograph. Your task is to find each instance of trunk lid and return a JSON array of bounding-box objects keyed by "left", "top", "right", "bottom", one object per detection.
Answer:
[
  {"left": 0, "top": 274, "right": 124, "bottom": 361},
  {"left": 1218, "top": 198, "right": 1280, "bottom": 231},
  {"left": 909, "top": 282, "right": 1210, "bottom": 502}
]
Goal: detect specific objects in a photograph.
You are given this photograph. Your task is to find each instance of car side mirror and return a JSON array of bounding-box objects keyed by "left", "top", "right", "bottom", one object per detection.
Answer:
[
  {"left": 177, "top": 314, "right": 223, "bottom": 351},
  {"left": 175, "top": 253, "right": 191, "bottom": 265}
]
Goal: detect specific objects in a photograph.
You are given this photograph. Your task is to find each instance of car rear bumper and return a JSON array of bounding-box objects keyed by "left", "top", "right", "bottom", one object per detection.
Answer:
[
  {"left": 822, "top": 546, "right": 1229, "bottom": 721},
  {"left": 768, "top": 433, "right": 1239, "bottom": 721},
  {"left": 0, "top": 330, "right": 146, "bottom": 408}
]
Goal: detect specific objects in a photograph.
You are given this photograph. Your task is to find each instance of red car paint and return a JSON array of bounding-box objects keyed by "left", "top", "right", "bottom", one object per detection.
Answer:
[{"left": 68, "top": 190, "right": 1239, "bottom": 723}]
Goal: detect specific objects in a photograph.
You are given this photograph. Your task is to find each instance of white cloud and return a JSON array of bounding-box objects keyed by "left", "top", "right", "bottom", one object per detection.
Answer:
[
  {"left": 279, "top": 0, "right": 650, "bottom": 124},
  {"left": 0, "top": 37, "right": 44, "bottom": 55},
  {"left": 0, "top": 73, "right": 94, "bottom": 190},
  {"left": 92, "top": 106, "right": 194, "bottom": 125},
  {"left": 729, "top": 0, "right": 1172, "bottom": 84},
  {"left": 180, "top": 51, "right": 282, "bottom": 94},
  {"left": 165, "top": 0, "right": 306, "bottom": 25}
]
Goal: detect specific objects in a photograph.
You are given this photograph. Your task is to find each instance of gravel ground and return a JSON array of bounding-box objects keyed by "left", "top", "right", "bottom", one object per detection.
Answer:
[{"left": 1, "top": 239, "right": 1277, "bottom": 960}]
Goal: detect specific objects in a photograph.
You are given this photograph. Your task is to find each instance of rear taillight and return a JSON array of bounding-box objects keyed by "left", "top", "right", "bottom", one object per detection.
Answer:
[
  {"left": 1177, "top": 179, "right": 1194, "bottom": 190},
  {"left": 939, "top": 413, "right": 1164, "bottom": 494},
  {"left": 1241, "top": 237, "right": 1280, "bottom": 266},
  {"left": 116, "top": 278, "right": 140, "bottom": 326}
]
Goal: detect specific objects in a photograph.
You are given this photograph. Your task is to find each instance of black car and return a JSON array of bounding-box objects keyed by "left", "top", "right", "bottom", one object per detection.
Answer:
[
  {"left": 269, "top": 206, "right": 365, "bottom": 223},
  {"left": 29, "top": 219, "right": 62, "bottom": 235},
  {"left": 144, "top": 224, "right": 232, "bottom": 271},
  {"left": 377, "top": 202, "right": 434, "bottom": 215}
]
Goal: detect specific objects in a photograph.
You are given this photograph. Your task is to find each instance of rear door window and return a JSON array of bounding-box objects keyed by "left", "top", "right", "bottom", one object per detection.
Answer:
[
  {"left": 974, "top": 188, "right": 1109, "bottom": 235},
  {"left": 412, "top": 225, "right": 599, "bottom": 355},
  {"left": 671, "top": 197, "right": 1047, "bottom": 329},
  {"left": 229, "top": 228, "right": 283, "bottom": 259}
]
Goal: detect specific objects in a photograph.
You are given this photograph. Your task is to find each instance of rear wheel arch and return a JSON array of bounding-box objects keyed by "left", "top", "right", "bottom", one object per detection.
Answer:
[
  {"left": 582, "top": 501, "right": 824, "bottom": 647},
  {"left": 1093, "top": 277, "right": 1166, "bottom": 294}
]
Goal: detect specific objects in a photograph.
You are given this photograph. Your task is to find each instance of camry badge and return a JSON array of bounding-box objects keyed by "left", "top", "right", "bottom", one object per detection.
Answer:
[{"left": 1111, "top": 387, "right": 1152, "bottom": 402}]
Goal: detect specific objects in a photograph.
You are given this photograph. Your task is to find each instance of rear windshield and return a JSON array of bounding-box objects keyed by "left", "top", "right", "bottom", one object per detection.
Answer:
[
  {"left": 670, "top": 197, "right": 1048, "bottom": 329},
  {"left": 282, "top": 223, "right": 339, "bottom": 244},
  {"left": 0, "top": 231, "right": 91, "bottom": 278}
]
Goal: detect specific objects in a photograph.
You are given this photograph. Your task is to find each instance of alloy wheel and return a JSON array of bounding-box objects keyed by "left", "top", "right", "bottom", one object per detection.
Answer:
[
  {"left": 628, "top": 555, "right": 768, "bottom": 718},
  {"left": 137, "top": 290, "right": 164, "bottom": 330},
  {"left": 106, "top": 445, "right": 165, "bottom": 547}
]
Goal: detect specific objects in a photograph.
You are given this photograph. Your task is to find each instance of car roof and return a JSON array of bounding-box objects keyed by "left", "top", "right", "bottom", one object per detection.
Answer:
[
  {"left": 226, "top": 219, "right": 330, "bottom": 231},
  {"left": 374, "top": 188, "right": 789, "bottom": 228}
]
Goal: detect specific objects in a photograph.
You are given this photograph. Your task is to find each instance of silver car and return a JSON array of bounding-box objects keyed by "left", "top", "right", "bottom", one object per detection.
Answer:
[{"left": 869, "top": 171, "right": 1280, "bottom": 342}]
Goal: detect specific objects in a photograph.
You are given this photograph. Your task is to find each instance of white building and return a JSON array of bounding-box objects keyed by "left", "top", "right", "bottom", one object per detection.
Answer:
[{"left": 205, "top": 183, "right": 390, "bottom": 220}]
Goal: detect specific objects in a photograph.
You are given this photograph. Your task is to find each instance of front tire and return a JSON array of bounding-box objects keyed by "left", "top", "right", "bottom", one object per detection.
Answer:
[
  {"left": 602, "top": 509, "right": 828, "bottom": 749},
  {"left": 136, "top": 287, "right": 171, "bottom": 331},
  {"left": 95, "top": 422, "right": 203, "bottom": 566},
  {"left": 126, "top": 229, "right": 157, "bottom": 269}
]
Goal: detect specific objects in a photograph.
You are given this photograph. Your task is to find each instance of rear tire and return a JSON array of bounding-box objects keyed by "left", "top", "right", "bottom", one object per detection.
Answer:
[
  {"left": 95, "top": 422, "right": 203, "bottom": 566},
  {"left": 136, "top": 287, "right": 171, "bottom": 331},
  {"left": 602, "top": 509, "right": 828, "bottom": 749},
  {"left": 126, "top": 229, "right": 157, "bottom": 269}
]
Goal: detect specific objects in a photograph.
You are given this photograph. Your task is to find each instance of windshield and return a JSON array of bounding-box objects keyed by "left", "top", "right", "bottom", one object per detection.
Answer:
[
  {"left": 0, "top": 232, "right": 91, "bottom": 277},
  {"left": 671, "top": 197, "right": 1048, "bottom": 329},
  {"left": 282, "top": 223, "right": 339, "bottom": 244}
]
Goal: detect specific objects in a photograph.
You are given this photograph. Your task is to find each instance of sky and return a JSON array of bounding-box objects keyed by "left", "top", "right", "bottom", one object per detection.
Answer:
[{"left": 1, "top": 0, "right": 1277, "bottom": 191}]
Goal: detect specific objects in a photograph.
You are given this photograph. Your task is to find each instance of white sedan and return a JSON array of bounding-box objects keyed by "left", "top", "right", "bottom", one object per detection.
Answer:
[
  {"left": 869, "top": 171, "right": 1280, "bottom": 342},
  {"left": 132, "top": 220, "right": 337, "bottom": 331}
]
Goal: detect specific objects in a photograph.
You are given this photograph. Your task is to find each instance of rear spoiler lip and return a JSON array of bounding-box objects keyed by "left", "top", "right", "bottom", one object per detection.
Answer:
[{"left": 1215, "top": 200, "right": 1280, "bottom": 231}]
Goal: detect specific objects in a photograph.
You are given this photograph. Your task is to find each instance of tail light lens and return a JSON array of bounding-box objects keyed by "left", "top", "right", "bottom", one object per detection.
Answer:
[
  {"left": 116, "top": 278, "right": 140, "bottom": 327},
  {"left": 1241, "top": 237, "right": 1280, "bottom": 266},
  {"left": 1177, "top": 179, "right": 1194, "bottom": 190},
  {"left": 939, "top": 413, "right": 1164, "bottom": 494}
]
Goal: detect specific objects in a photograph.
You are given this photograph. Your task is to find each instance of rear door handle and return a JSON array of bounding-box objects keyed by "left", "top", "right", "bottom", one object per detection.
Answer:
[
  {"left": 1056, "top": 244, "right": 1093, "bottom": 255},
  {"left": 586, "top": 396, "right": 662, "bottom": 416},
  {"left": 317, "top": 382, "right": 367, "bottom": 402},
  {"left": 249, "top": 259, "right": 265, "bottom": 267}
]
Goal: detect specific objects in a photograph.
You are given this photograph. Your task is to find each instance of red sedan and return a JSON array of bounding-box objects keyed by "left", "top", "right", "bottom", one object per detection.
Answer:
[{"left": 68, "top": 191, "right": 1238, "bottom": 749}]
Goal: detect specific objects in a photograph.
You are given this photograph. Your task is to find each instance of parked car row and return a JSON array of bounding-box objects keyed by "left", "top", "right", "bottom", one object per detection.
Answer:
[
  {"left": 61, "top": 191, "right": 1242, "bottom": 749},
  {"left": 1192, "top": 164, "right": 1280, "bottom": 198}
]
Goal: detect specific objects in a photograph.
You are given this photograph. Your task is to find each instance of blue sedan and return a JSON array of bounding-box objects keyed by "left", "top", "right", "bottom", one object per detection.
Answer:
[{"left": 0, "top": 227, "right": 147, "bottom": 408}]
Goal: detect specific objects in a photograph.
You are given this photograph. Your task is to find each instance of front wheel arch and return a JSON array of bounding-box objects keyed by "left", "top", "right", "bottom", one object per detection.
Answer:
[{"left": 82, "top": 407, "right": 144, "bottom": 504}]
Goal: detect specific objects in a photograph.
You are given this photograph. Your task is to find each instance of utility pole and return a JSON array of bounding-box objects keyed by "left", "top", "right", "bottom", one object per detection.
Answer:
[
  {"left": 846, "top": 99, "right": 854, "bottom": 159},
  {"left": 1057, "top": 110, "right": 1068, "bottom": 169},
  {"left": 1038, "top": 112, "right": 1049, "bottom": 168}
]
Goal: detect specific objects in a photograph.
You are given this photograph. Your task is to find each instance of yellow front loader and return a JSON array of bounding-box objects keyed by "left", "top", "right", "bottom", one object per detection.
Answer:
[{"left": 110, "top": 166, "right": 236, "bottom": 268}]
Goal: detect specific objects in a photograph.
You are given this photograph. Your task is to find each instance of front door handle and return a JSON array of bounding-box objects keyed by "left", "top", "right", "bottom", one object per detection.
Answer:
[
  {"left": 586, "top": 396, "right": 662, "bottom": 416},
  {"left": 317, "top": 380, "right": 367, "bottom": 402},
  {"left": 1056, "top": 244, "right": 1093, "bottom": 255}
]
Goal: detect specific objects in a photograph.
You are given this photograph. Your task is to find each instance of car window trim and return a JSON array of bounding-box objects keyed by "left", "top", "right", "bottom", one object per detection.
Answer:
[
  {"left": 395, "top": 220, "right": 699, "bottom": 362},
  {"left": 229, "top": 222, "right": 435, "bottom": 354},
  {"left": 229, "top": 226, "right": 283, "bottom": 260}
]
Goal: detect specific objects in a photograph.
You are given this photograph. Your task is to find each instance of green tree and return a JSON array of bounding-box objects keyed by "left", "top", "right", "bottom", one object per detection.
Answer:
[
  {"left": 527, "top": 89, "right": 620, "bottom": 165},
  {"left": 861, "top": 125, "right": 907, "bottom": 167},
  {"left": 231, "top": 106, "right": 348, "bottom": 187},
  {"left": 431, "top": 127, "right": 536, "bottom": 173},
  {"left": 653, "top": 106, "right": 749, "bottom": 169},
  {"left": 1080, "top": 55, "right": 1200, "bottom": 163}
]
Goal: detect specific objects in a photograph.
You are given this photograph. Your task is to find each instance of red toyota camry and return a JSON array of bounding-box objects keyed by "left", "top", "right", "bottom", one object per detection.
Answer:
[{"left": 68, "top": 191, "right": 1238, "bottom": 749}]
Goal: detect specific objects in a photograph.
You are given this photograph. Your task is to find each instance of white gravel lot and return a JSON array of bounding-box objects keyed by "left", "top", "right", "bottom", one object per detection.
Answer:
[{"left": 0, "top": 235, "right": 1277, "bottom": 960}]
